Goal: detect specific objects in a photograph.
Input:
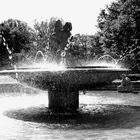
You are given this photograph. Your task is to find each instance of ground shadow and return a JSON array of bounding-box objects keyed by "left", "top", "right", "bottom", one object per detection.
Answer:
[{"left": 4, "top": 104, "right": 140, "bottom": 130}]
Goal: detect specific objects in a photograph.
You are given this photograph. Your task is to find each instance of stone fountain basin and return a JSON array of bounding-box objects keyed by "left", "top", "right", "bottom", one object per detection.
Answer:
[{"left": 0, "top": 66, "right": 129, "bottom": 90}]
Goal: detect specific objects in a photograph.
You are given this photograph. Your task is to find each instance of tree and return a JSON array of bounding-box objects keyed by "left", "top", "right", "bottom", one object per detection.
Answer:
[
  {"left": 0, "top": 19, "right": 33, "bottom": 68},
  {"left": 90, "top": 32, "right": 104, "bottom": 59},
  {"left": 33, "top": 19, "right": 49, "bottom": 53},
  {"left": 1, "top": 19, "right": 33, "bottom": 53},
  {"left": 97, "top": 0, "right": 140, "bottom": 71},
  {"left": 32, "top": 18, "right": 72, "bottom": 63},
  {"left": 65, "top": 33, "right": 103, "bottom": 66},
  {"left": 48, "top": 19, "right": 72, "bottom": 63}
]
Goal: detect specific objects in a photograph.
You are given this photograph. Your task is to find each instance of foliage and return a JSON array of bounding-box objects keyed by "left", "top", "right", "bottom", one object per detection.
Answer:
[
  {"left": 97, "top": 0, "right": 140, "bottom": 71},
  {"left": 33, "top": 17, "right": 72, "bottom": 63},
  {"left": 90, "top": 32, "right": 104, "bottom": 58},
  {"left": 0, "top": 17, "right": 106, "bottom": 68},
  {"left": 31, "top": 17, "right": 104, "bottom": 66},
  {"left": 0, "top": 19, "right": 33, "bottom": 53},
  {"left": 26, "top": 17, "right": 59, "bottom": 62},
  {"left": 66, "top": 33, "right": 103, "bottom": 66},
  {"left": 49, "top": 19, "right": 72, "bottom": 63},
  {"left": 33, "top": 19, "right": 49, "bottom": 53},
  {"left": 0, "top": 19, "right": 33, "bottom": 68}
]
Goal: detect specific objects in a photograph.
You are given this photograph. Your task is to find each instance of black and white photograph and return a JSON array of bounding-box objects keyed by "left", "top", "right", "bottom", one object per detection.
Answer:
[{"left": 0, "top": 0, "right": 140, "bottom": 139}]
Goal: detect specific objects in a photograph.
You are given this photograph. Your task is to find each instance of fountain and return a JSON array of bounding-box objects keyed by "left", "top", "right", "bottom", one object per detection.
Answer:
[
  {"left": 0, "top": 61, "right": 129, "bottom": 112},
  {"left": 1, "top": 22, "right": 140, "bottom": 140},
  {"left": 0, "top": 21, "right": 130, "bottom": 112}
]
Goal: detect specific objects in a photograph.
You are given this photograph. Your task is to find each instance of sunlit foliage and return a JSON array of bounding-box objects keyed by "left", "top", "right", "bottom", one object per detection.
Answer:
[{"left": 97, "top": 0, "right": 140, "bottom": 71}]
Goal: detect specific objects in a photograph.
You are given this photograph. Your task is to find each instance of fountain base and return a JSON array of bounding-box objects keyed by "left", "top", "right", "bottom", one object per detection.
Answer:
[{"left": 48, "top": 88, "right": 79, "bottom": 112}]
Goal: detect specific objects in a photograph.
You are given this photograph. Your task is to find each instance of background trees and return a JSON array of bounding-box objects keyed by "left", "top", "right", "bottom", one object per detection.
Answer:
[
  {"left": 65, "top": 34, "right": 103, "bottom": 66},
  {"left": 0, "top": 19, "right": 33, "bottom": 68},
  {"left": 97, "top": 0, "right": 140, "bottom": 71},
  {"left": 1, "top": 0, "right": 140, "bottom": 71},
  {"left": 0, "top": 19, "right": 33, "bottom": 53},
  {"left": 32, "top": 18, "right": 72, "bottom": 63}
]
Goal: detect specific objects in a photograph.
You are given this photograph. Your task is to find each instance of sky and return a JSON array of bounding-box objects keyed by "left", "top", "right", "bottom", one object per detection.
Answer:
[{"left": 0, "top": 0, "right": 114, "bottom": 35}]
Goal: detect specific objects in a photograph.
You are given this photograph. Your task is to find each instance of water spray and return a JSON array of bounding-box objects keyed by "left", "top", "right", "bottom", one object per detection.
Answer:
[{"left": 0, "top": 31, "right": 13, "bottom": 69}]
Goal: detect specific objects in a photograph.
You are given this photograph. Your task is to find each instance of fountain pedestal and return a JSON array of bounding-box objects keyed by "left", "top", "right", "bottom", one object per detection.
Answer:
[{"left": 48, "top": 87, "right": 79, "bottom": 112}]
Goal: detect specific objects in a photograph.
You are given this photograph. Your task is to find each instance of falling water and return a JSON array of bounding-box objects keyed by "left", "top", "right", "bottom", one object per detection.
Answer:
[
  {"left": 0, "top": 33, "right": 13, "bottom": 70},
  {"left": 97, "top": 55, "right": 118, "bottom": 64},
  {"left": 85, "top": 54, "right": 123, "bottom": 70}
]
